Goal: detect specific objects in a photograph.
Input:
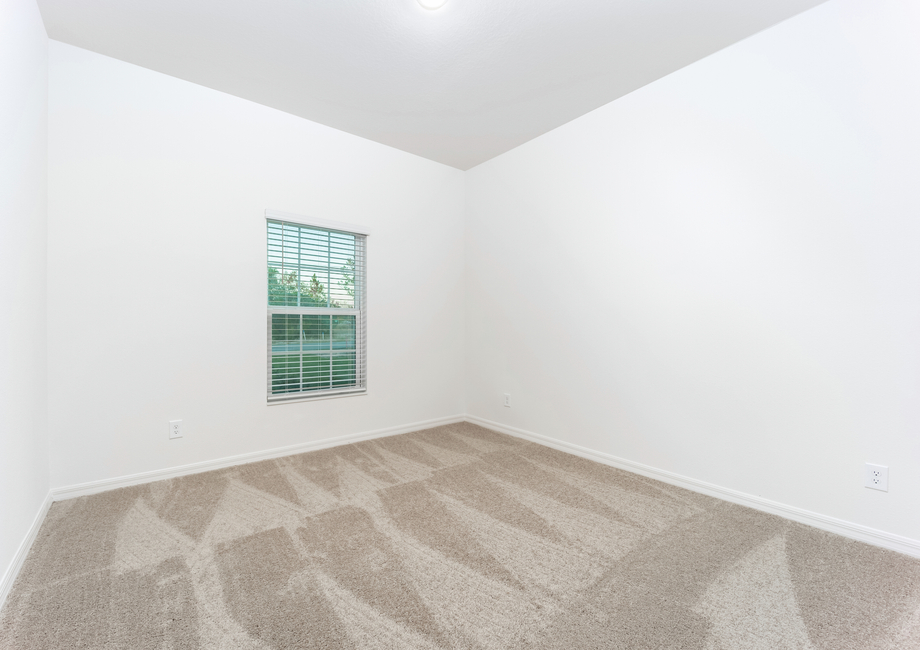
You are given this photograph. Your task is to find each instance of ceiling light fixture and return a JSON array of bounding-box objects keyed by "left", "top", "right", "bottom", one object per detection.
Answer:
[{"left": 418, "top": 0, "right": 448, "bottom": 10}]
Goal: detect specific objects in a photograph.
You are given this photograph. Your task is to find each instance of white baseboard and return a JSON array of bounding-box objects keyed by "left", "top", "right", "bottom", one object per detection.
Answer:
[
  {"left": 0, "top": 492, "right": 53, "bottom": 611},
  {"left": 466, "top": 415, "right": 920, "bottom": 559},
  {"left": 51, "top": 414, "right": 466, "bottom": 502},
  {"left": 41, "top": 411, "right": 920, "bottom": 562}
]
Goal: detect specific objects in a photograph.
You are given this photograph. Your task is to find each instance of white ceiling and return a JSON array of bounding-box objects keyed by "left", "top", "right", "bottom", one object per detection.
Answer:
[{"left": 37, "top": 0, "right": 827, "bottom": 170}]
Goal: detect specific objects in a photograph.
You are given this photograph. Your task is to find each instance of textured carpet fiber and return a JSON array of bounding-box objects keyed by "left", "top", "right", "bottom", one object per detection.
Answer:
[{"left": 2, "top": 422, "right": 920, "bottom": 649}]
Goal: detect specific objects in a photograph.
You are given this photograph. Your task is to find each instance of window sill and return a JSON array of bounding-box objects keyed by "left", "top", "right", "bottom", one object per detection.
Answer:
[{"left": 267, "top": 389, "right": 367, "bottom": 405}]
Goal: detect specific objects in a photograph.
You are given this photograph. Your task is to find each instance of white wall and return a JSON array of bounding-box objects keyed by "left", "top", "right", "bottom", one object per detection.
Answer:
[
  {"left": 0, "top": 0, "right": 49, "bottom": 588},
  {"left": 48, "top": 42, "right": 466, "bottom": 489},
  {"left": 466, "top": 0, "right": 920, "bottom": 541}
]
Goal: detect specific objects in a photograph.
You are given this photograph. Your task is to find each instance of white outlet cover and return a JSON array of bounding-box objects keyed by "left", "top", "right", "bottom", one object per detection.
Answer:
[
  {"left": 503, "top": 393, "right": 511, "bottom": 408},
  {"left": 169, "top": 419, "right": 183, "bottom": 439},
  {"left": 864, "top": 463, "right": 888, "bottom": 492}
]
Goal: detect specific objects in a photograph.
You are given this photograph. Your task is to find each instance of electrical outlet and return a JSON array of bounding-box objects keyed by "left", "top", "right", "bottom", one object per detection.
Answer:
[
  {"left": 864, "top": 463, "right": 888, "bottom": 491},
  {"left": 503, "top": 393, "right": 511, "bottom": 408},
  {"left": 169, "top": 420, "right": 183, "bottom": 439}
]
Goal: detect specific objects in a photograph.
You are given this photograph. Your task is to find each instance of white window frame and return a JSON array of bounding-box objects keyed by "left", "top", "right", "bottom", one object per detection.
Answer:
[{"left": 266, "top": 210, "right": 369, "bottom": 403}]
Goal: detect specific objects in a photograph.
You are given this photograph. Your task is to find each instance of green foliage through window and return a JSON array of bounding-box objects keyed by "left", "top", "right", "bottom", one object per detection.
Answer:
[
  {"left": 267, "top": 218, "right": 365, "bottom": 397},
  {"left": 267, "top": 221, "right": 357, "bottom": 309}
]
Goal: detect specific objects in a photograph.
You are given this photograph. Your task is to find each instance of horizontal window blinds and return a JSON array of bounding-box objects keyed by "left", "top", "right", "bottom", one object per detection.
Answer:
[{"left": 267, "top": 219, "right": 366, "bottom": 400}]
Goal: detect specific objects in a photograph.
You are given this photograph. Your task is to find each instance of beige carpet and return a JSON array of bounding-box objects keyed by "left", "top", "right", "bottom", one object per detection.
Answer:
[{"left": 2, "top": 422, "right": 920, "bottom": 649}]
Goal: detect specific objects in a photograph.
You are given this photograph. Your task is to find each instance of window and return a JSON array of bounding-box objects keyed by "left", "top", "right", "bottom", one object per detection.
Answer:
[{"left": 266, "top": 212, "right": 367, "bottom": 401}]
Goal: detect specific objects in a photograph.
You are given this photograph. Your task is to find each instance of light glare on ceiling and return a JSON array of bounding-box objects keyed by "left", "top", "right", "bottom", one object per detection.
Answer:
[
  {"left": 37, "top": 0, "right": 830, "bottom": 169},
  {"left": 418, "top": 0, "right": 448, "bottom": 10}
]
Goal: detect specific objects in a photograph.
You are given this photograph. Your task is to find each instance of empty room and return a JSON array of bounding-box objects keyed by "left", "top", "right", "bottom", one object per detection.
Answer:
[{"left": 2, "top": 0, "right": 919, "bottom": 647}]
